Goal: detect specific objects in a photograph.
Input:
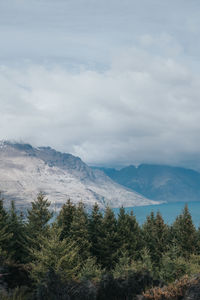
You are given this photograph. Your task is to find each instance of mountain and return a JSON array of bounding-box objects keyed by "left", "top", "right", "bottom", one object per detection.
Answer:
[
  {"left": 0, "top": 141, "right": 158, "bottom": 209},
  {"left": 97, "top": 164, "right": 200, "bottom": 202}
]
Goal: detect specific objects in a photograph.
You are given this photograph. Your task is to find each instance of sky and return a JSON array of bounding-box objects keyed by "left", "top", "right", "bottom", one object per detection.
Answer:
[{"left": 1, "top": 0, "right": 200, "bottom": 169}]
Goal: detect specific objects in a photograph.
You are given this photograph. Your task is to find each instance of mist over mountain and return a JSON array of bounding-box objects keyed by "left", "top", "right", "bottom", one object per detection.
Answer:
[
  {"left": 0, "top": 141, "right": 158, "bottom": 209},
  {"left": 96, "top": 164, "right": 200, "bottom": 203}
]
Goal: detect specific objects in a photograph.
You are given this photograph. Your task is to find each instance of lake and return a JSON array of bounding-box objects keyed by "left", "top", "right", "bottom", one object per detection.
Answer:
[{"left": 113, "top": 201, "right": 200, "bottom": 227}]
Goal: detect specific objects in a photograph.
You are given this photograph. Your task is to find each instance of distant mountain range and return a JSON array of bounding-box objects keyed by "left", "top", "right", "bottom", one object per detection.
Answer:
[
  {"left": 0, "top": 141, "right": 157, "bottom": 209},
  {"left": 95, "top": 164, "right": 200, "bottom": 203}
]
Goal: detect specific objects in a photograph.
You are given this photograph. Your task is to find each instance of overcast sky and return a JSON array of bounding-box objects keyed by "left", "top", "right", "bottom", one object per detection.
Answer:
[{"left": 1, "top": 0, "right": 200, "bottom": 168}]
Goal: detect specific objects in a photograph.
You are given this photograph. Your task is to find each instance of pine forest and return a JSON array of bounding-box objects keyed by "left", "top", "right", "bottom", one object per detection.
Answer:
[{"left": 0, "top": 193, "right": 200, "bottom": 299}]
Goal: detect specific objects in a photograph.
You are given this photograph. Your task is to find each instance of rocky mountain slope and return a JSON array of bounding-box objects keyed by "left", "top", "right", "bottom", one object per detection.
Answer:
[
  {"left": 97, "top": 164, "right": 200, "bottom": 203},
  {"left": 0, "top": 141, "right": 157, "bottom": 209}
]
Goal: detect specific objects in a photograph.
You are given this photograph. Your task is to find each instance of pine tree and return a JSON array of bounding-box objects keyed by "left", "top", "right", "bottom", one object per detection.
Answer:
[
  {"left": 69, "top": 202, "right": 91, "bottom": 261},
  {"left": 142, "top": 211, "right": 169, "bottom": 266},
  {"left": 0, "top": 193, "right": 12, "bottom": 257},
  {"left": 112, "top": 251, "right": 132, "bottom": 278},
  {"left": 88, "top": 203, "right": 104, "bottom": 263},
  {"left": 7, "top": 201, "right": 27, "bottom": 263},
  {"left": 57, "top": 199, "right": 76, "bottom": 240},
  {"left": 27, "top": 193, "right": 53, "bottom": 236},
  {"left": 154, "top": 211, "right": 169, "bottom": 257},
  {"left": 30, "top": 225, "right": 80, "bottom": 283},
  {"left": 98, "top": 206, "right": 119, "bottom": 270},
  {"left": 117, "top": 207, "right": 142, "bottom": 260},
  {"left": 78, "top": 256, "right": 102, "bottom": 281},
  {"left": 172, "top": 204, "right": 197, "bottom": 257},
  {"left": 26, "top": 193, "right": 53, "bottom": 253},
  {"left": 142, "top": 212, "right": 156, "bottom": 260},
  {"left": 159, "top": 240, "right": 187, "bottom": 282}
]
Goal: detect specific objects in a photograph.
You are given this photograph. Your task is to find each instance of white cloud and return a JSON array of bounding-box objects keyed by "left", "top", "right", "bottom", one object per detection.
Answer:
[{"left": 1, "top": 45, "right": 200, "bottom": 168}]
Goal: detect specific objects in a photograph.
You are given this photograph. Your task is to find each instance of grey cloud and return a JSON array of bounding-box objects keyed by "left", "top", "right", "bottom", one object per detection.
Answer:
[
  {"left": 1, "top": 47, "right": 200, "bottom": 168},
  {"left": 1, "top": 1, "right": 200, "bottom": 168},
  {"left": 1, "top": 0, "right": 200, "bottom": 67}
]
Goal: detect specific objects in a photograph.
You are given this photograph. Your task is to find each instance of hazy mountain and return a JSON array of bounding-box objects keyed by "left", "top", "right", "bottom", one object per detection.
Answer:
[
  {"left": 96, "top": 164, "right": 200, "bottom": 202},
  {"left": 0, "top": 141, "right": 158, "bottom": 209}
]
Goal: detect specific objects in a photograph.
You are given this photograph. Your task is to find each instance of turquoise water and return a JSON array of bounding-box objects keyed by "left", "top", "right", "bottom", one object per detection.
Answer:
[{"left": 113, "top": 202, "right": 200, "bottom": 227}]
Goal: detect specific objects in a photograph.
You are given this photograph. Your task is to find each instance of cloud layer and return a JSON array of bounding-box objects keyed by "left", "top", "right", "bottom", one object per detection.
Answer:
[
  {"left": 1, "top": 1, "right": 200, "bottom": 168},
  {"left": 1, "top": 47, "right": 200, "bottom": 168}
]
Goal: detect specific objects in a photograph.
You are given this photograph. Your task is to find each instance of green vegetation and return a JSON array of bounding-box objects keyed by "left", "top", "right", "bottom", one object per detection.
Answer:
[{"left": 0, "top": 195, "right": 200, "bottom": 299}]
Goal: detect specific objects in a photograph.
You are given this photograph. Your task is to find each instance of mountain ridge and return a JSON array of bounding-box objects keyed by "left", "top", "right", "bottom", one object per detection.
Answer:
[
  {"left": 0, "top": 141, "right": 158, "bottom": 209},
  {"left": 95, "top": 164, "right": 200, "bottom": 203}
]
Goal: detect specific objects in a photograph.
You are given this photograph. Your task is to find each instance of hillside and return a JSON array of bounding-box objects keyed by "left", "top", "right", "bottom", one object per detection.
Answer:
[
  {"left": 97, "top": 164, "right": 200, "bottom": 202},
  {"left": 0, "top": 141, "right": 157, "bottom": 209}
]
